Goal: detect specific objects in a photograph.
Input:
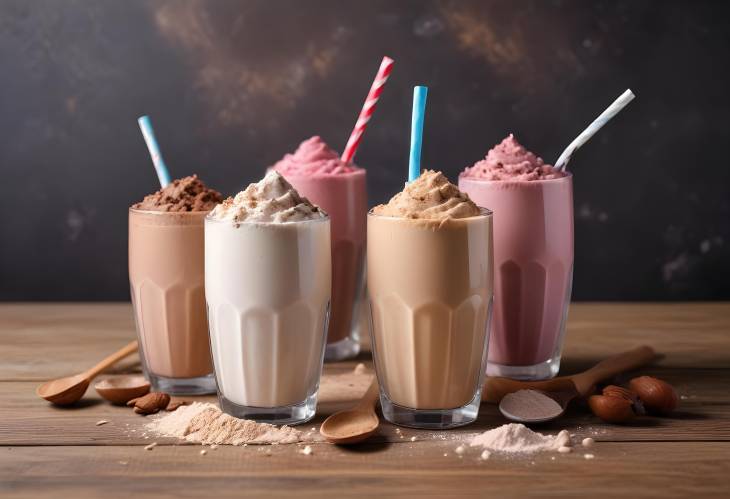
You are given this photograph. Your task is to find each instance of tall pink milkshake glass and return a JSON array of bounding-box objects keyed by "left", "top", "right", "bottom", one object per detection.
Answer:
[
  {"left": 273, "top": 136, "right": 367, "bottom": 361},
  {"left": 459, "top": 135, "right": 573, "bottom": 380}
]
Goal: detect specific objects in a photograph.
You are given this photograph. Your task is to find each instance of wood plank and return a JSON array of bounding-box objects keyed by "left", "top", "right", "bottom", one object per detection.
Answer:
[
  {"left": 1, "top": 365, "right": 728, "bottom": 446},
  {"left": 1, "top": 443, "right": 729, "bottom": 498},
  {"left": 2, "top": 303, "right": 729, "bottom": 381}
]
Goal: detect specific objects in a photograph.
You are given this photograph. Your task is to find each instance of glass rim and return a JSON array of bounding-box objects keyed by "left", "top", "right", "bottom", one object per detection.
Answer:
[
  {"left": 128, "top": 207, "right": 210, "bottom": 216},
  {"left": 204, "top": 212, "right": 331, "bottom": 226},
  {"left": 367, "top": 206, "right": 492, "bottom": 220},
  {"left": 458, "top": 171, "right": 573, "bottom": 184}
]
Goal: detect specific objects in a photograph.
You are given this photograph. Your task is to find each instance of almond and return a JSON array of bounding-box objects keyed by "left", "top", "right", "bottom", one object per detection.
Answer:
[
  {"left": 128, "top": 392, "right": 170, "bottom": 415},
  {"left": 166, "top": 397, "right": 188, "bottom": 412}
]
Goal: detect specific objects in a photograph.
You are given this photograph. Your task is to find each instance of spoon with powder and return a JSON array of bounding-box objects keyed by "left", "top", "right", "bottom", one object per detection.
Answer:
[{"left": 489, "top": 345, "right": 656, "bottom": 423}]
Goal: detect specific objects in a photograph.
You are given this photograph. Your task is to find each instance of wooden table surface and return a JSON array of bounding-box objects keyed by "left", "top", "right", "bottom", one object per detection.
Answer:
[{"left": 1, "top": 303, "right": 729, "bottom": 498}]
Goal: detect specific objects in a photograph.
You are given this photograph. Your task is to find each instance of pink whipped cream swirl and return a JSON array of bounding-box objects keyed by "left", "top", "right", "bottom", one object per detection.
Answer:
[
  {"left": 461, "top": 134, "right": 566, "bottom": 181},
  {"left": 273, "top": 136, "right": 361, "bottom": 176}
]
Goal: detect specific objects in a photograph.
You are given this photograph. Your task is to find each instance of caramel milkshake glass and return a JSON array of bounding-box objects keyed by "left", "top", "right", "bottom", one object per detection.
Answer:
[
  {"left": 367, "top": 208, "right": 493, "bottom": 429},
  {"left": 129, "top": 209, "right": 216, "bottom": 394}
]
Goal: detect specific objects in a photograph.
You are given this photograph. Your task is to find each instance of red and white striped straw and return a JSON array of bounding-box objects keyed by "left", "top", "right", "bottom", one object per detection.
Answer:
[{"left": 340, "top": 56, "right": 394, "bottom": 164}]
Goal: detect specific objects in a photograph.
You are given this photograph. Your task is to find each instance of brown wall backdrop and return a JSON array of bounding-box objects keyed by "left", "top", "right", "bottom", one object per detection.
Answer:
[{"left": 0, "top": 0, "right": 728, "bottom": 300}]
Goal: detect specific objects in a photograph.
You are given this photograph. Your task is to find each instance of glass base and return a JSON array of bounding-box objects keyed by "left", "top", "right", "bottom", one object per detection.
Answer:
[
  {"left": 218, "top": 392, "right": 318, "bottom": 426},
  {"left": 380, "top": 389, "right": 482, "bottom": 429},
  {"left": 324, "top": 336, "right": 360, "bottom": 362},
  {"left": 486, "top": 355, "right": 561, "bottom": 381},
  {"left": 147, "top": 372, "right": 217, "bottom": 395}
]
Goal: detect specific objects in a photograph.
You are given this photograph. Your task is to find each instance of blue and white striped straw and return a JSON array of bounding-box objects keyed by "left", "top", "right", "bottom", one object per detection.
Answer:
[
  {"left": 408, "top": 86, "right": 428, "bottom": 183},
  {"left": 554, "top": 89, "right": 635, "bottom": 171},
  {"left": 137, "top": 115, "right": 172, "bottom": 188}
]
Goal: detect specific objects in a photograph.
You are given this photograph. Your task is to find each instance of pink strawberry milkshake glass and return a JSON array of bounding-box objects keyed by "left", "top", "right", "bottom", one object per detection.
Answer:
[
  {"left": 459, "top": 135, "right": 573, "bottom": 380},
  {"left": 273, "top": 136, "right": 367, "bottom": 361}
]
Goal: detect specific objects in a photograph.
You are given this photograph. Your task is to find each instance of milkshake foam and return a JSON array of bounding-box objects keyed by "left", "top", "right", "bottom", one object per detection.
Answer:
[
  {"left": 273, "top": 135, "right": 359, "bottom": 175},
  {"left": 372, "top": 169, "right": 480, "bottom": 220},
  {"left": 461, "top": 135, "right": 566, "bottom": 181},
  {"left": 209, "top": 170, "right": 325, "bottom": 223}
]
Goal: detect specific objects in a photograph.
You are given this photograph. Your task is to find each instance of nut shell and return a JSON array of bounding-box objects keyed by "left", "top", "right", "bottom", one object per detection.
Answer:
[
  {"left": 588, "top": 395, "right": 635, "bottom": 423},
  {"left": 629, "top": 376, "right": 678, "bottom": 414}
]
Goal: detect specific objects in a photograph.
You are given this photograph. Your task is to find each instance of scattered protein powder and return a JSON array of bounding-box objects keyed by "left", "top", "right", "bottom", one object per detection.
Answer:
[
  {"left": 145, "top": 402, "right": 321, "bottom": 445},
  {"left": 469, "top": 424, "right": 571, "bottom": 455}
]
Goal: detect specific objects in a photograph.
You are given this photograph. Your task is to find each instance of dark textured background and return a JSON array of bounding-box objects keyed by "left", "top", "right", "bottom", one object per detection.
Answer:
[{"left": 1, "top": 0, "right": 728, "bottom": 301}]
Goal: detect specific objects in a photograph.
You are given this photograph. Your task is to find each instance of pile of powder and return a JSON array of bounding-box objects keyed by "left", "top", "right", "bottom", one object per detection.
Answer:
[
  {"left": 469, "top": 423, "right": 570, "bottom": 454},
  {"left": 145, "top": 402, "right": 319, "bottom": 445},
  {"left": 133, "top": 175, "right": 222, "bottom": 212}
]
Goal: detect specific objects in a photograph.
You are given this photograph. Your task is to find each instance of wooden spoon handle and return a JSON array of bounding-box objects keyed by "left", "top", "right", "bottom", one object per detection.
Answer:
[
  {"left": 571, "top": 345, "right": 656, "bottom": 396},
  {"left": 355, "top": 377, "right": 381, "bottom": 411},
  {"left": 83, "top": 340, "right": 139, "bottom": 380}
]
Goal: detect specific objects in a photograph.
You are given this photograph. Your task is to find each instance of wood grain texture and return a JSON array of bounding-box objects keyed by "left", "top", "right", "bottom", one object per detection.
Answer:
[{"left": 1, "top": 303, "right": 729, "bottom": 497}]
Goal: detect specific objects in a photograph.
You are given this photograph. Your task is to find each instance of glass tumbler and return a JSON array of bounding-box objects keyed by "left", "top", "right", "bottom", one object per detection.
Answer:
[
  {"left": 205, "top": 215, "right": 331, "bottom": 425},
  {"left": 367, "top": 209, "right": 493, "bottom": 429}
]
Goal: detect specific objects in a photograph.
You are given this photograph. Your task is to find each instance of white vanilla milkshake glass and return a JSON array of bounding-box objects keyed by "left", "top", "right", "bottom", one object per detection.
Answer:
[{"left": 205, "top": 171, "right": 331, "bottom": 425}]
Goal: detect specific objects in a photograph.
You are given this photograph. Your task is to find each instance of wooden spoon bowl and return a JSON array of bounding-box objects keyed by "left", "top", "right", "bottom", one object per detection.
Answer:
[
  {"left": 36, "top": 341, "right": 139, "bottom": 406},
  {"left": 36, "top": 374, "right": 90, "bottom": 406},
  {"left": 320, "top": 378, "right": 381, "bottom": 445},
  {"left": 95, "top": 375, "right": 150, "bottom": 405}
]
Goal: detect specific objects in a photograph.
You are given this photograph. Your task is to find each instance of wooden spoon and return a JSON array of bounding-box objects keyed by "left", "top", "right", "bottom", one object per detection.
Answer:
[
  {"left": 320, "top": 377, "right": 380, "bottom": 444},
  {"left": 94, "top": 375, "right": 150, "bottom": 405},
  {"left": 487, "top": 345, "right": 656, "bottom": 423},
  {"left": 36, "top": 340, "right": 139, "bottom": 406}
]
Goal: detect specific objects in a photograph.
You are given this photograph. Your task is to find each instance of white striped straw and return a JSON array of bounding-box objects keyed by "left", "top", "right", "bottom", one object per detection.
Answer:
[{"left": 554, "top": 89, "right": 635, "bottom": 171}]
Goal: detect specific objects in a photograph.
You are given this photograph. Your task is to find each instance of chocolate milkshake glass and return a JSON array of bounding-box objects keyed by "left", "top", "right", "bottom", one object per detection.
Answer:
[
  {"left": 205, "top": 172, "right": 331, "bottom": 425},
  {"left": 368, "top": 171, "right": 493, "bottom": 429},
  {"left": 273, "top": 137, "right": 366, "bottom": 361},
  {"left": 129, "top": 176, "right": 222, "bottom": 394},
  {"left": 459, "top": 135, "right": 573, "bottom": 380}
]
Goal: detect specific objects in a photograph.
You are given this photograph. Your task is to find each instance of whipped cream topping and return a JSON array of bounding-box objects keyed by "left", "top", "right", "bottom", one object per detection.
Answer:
[
  {"left": 272, "top": 136, "right": 361, "bottom": 176},
  {"left": 209, "top": 171, "right": 326, "bottom": 223},
  {"left": 461, "top": 134, "right": 566, "bottom": 181},
  {"left": 372, "top": 170, "right": 481, "bottom": 220}
]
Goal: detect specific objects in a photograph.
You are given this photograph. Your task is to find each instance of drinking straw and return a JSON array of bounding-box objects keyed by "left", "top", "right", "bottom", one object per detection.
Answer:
[
  {"left": 554, "top": 89, "right": 635, "bottom": 171},
  {"left": 137, "top": 115, "right": 172, "bottom": 188},
  {"left": 341, "top": 56, "right": 395, "bottom": 164},
  {"left": 408, "top": 86, "right": 428, "bottom": 183}
]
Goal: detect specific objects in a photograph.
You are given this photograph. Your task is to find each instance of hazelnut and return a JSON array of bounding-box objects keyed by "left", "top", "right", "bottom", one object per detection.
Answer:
[
  {"left": 628, "top": 376, "right": 678, "bottom": 414},
  {"left": 602, "top": 385, "right": 645, "bottom": 415},
  {"left": 588, "top": 395, "right": 635, "bottom": 423},
  {"left": 602, "top": 385, "right": 638, "bottom": 403}
]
